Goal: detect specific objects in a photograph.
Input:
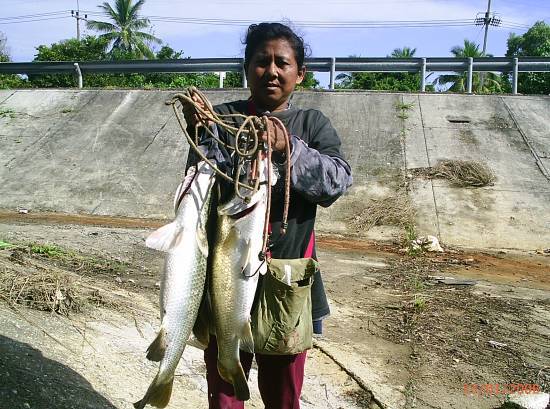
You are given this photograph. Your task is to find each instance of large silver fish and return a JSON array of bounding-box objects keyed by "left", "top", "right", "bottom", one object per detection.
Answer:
[
  {"left": 210, "top": 157, "right": 273, "bottom": 401},
  {"left": 134, "top": 161, "right": 215, "bottom": 409}
]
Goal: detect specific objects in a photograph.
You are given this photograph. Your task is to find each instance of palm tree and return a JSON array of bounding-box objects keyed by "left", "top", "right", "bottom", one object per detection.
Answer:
[
  {"left": 434, "top": 39, "right": 502, "bottom": 93},
  {"left": 86, "top": 0, "right": 161, "bottom": 59},
  {"left": 390, "top": 47, "right": 417, "bottom": 58}
]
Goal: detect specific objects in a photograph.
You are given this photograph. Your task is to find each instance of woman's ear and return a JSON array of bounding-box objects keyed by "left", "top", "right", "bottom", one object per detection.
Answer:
[{"left": 295, "top": 66, "right": 306, "bottom": 85}]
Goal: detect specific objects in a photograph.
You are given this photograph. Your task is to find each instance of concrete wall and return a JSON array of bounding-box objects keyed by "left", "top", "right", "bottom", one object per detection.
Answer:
[{"left": 1, "top": 89, "right": 549, "bottom": 250}]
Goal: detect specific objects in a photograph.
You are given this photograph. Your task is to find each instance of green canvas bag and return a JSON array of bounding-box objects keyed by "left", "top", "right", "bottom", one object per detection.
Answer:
[{"left": 251, "top": 258, "right": 318, "bottom": 355}]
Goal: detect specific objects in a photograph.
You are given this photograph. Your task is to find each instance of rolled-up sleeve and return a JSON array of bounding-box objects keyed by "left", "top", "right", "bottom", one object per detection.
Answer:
[
  {"left": 273, "top": 110, "right": 352, "bottom": 207},
  {"left": 288, "top": 135, "right": 353, "bottom": 207}
]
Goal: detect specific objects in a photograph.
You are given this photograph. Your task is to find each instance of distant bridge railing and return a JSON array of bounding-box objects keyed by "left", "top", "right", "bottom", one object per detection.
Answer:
[{"left": 1, "top": 57, "right": 549, "bottom": 94}]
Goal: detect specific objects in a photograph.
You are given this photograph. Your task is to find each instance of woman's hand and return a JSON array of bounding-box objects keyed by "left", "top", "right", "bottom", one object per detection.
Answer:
[
  {"left": 260, "top": 117, "right": 291, "bottom": 153},
  {"left": 182, "top": 92, "right": 213, "bottom": 128}
]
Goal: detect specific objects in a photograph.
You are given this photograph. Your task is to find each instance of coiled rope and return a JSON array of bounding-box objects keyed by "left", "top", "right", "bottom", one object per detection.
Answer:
[{"left": 166, "top": 87, "right": 291, "bottom": 257}]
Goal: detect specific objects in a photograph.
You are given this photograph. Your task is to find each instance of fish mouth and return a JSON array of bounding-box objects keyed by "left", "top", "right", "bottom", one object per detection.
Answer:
[{"left": 228, "top": 202, "right": 259, "bottom": 220}]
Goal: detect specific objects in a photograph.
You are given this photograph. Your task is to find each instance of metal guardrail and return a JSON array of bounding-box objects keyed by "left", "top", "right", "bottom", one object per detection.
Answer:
[{"left": 1, "top": 57, "right": 549, "bottom": 93}]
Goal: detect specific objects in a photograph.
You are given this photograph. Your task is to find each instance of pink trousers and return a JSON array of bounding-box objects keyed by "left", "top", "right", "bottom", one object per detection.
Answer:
[{"left": 204, "top": 337, "right": 307, "bottom": 409}]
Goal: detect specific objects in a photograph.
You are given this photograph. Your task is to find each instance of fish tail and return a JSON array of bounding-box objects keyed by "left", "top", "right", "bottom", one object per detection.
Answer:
[
  {"left": 146, "top": 327, "right": 167, "bottom": 362},
  {"left": 134, "top": 374, "right": 174, "bottom": 409},
  {"left": 218, "top": 362, "right": 250, "bottom": 401}
]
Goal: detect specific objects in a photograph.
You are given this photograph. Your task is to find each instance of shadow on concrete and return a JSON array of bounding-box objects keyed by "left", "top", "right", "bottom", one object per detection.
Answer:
[{"left": 0, "top": 334, "right": 116, "bottom": 409}]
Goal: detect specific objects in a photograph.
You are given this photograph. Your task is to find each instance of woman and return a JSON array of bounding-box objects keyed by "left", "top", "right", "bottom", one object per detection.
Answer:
[{"left": 184, "top": 22, "right": 352, "bottom": 409}]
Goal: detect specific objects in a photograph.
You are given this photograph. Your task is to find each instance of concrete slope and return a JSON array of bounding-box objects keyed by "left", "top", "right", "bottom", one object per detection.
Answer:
[
  {"left": 1, "top": 89, "right": 549, "bottom": 250},
  {"left": 402, "top": 94, "right": 550, "bottom": 250}
]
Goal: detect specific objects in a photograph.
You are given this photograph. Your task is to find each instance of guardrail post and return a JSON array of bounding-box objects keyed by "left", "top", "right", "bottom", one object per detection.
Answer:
[
  {"left": 242, "top": 66, "right": 247, "bottom": 89},
  {"left": 467, "top": 57, "right": 473, "bottom": 94},
  {"left": 512, "top": 58, "right": 519, "bottom": 95},
  {"left": 420, "top": 58, "right": 427, "bottom": 92},
  {"left": 218, "top": 72, "right": 225, "bottom": 88},
  {"left": 73, "top": 63, "right": 83, "bottom": 89},
  {"left": 329, "top": 57, "right": 336, "bottom": 90}
]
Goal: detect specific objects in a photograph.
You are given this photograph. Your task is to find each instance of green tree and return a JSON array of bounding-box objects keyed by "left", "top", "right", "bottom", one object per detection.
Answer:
[
  {"left": 433, "top": 39, "right": 503, "bottom": 94},
  {"left": 0, "top": 31, "right": 9, "bottom": 62},
  {"left": 86, "top": 0, "right": 161, "bottom": 59},
  {"left": 336, "top": 47, "right": 428, "bottom": 92},
  {"left": 505, "top": 21, "right": 550, "bottom": 94},
  {"left": 0, "top": 31, "right": 28, "bottom": 89},
  {"left": 296, "top": 72, "right": 319, "bottom": 89},
  {"left": 391, "top": 47, "right": 417, "bottom": 58},
  {"left": 29, "top": 36, "right": 109, "bottom": 87}
]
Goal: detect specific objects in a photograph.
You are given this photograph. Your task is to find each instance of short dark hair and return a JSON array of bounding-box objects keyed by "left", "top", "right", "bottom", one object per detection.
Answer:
[{"left": 243, "top": 22, "right": 307, "bottom": 70}]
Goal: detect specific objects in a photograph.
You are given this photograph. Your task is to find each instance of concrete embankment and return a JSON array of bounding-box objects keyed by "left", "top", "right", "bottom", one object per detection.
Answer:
[{"left": 1, "top": 89, "right": 549, "bottom": 250}]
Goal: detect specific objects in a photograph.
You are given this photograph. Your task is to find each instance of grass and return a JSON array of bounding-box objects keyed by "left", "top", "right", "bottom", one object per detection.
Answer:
[
  {"left": 397, "top": 112, "right": 409, "bottom": 120},
  {"left": 24, "top": 242, "right": 126, "bottom": 275},
  {"left": 0, "top": 240, "right": 13, "bottom": 250},
  {"left": 396, "top": 101, "right": 415, "bottom": 111},
  {"left": 0, "top": 108, "right": 16, "bottom": 119},
  {"left": 30, "top": 244, "right": 66, "bottom": 258},
  {"left": 412, "top": 295, "right": 427, "bottom": 312},
  {"left": 404, "top": 224, "right": 424, "bottom": 257},
  {"left": 408, "top": 275, "right": 426, "bottom": 292},
  {"left": 396, "top": 101, "right": 414, "bottom": 121}
]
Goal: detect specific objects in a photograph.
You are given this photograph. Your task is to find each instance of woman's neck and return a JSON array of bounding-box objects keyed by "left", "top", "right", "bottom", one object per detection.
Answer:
[{"left": 250, "top": 98, "right": 289, "bottom": 113}]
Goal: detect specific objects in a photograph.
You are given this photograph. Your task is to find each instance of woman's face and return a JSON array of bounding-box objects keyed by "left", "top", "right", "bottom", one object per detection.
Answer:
[{"left": 247, "top": 38, "right": 306, "bottom": 112}]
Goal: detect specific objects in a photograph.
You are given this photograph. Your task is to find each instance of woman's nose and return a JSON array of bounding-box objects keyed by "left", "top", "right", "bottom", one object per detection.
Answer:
[{"left": 265, "top": 60, "right": 277, "bottom": 78}]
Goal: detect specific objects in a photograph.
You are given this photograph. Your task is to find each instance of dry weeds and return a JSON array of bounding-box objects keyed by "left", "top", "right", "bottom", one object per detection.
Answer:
[
  {"left": 0, "top": 244, "right": 126, "bottom": 315},
  {"left": 411, "top": 160, "right": 495, "bottom": 187},
  {"left": 347, "top": 191, "right": 416, "bottom": 231}
]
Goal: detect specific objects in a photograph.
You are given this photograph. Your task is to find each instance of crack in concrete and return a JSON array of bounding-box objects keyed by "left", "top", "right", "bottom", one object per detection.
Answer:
[
  {"left": 418, "top": 96, "right": 442, "bottom": 240},
  {"left": 0, "top": 90, "right": 16, "bottom": 105},
  {"left": 501, "top": 97, "right": 550, "bottom": 183},
  {"left": 313, "top": 340, "right": 386, "bottom": 409},
  {"left": 143, "top": 114, "right": 172, "bottom": 153},
  {"left": 7, "top": 92, "right": 102, "bottom": 170}
]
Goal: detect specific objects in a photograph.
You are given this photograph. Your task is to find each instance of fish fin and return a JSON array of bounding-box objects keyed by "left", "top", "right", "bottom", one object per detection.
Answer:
[
  {"left": 191, "top": 301, "right": 210, "bottom": 349},
  {"left": 224, "top": 228, "right": 251, "bottom": 274},
  {"left": 145, "top": 222, "right": 179, "bottom": 252},
  {"left": 223, "top": 226, "right": 241, "bottom": 249},
  {"left": 218, "top": 363, "right": 250, "bottom": 401},
  {"left": 186, "top": 335, "right": 208, "bottom": 350},
  {"left": 218, "top": 191, "right": 262, "bottom": 216},
  {"left": 134, "top": 375, "right": 174, "bottom": 409},
  {"left": 196, "top": 222, "right": 209, "bottom": 257},
  {"left": 239, "top": 321, "right": 255, "bottom": 354},
  {"left": 173, "top": 165, "right": 197, "bottom": 212},
  {"left": 239, "top": 240, "right": 253, "bottom": 275},
  {"left": 146, "top": 327, "right": 167, "bottom": 362}
]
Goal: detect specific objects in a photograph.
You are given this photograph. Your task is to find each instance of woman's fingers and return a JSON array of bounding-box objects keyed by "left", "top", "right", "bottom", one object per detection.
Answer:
[
  {"left": 261, "top": 118, "right": 287, "bottom": 152},
  {"left": 182, "top": 92, "right": 212, "bottom": 127}
]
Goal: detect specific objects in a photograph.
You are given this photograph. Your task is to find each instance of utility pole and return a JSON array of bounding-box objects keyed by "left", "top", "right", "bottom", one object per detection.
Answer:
[
  {"left": 71, "top": 0, "right": 87, "bottom": 40},
  {"left": 482, "top": 0, "right": 492, "bottom": 56},
  {"left": 475, "top": 0, "right": 501, "bottom": 90}
]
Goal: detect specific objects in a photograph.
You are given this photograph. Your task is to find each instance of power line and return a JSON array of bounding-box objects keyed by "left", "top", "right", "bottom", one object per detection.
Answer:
[
  {"left": 0, "top": 16, "right": 71, "bottom": 25},
  {"left": 0, "top": 11, "right": 69, "bottom": 21},
  {"left": 0, "top": 9, "right": 532, "bottom": 31},
  {"left": 83, "top": 12, "right": 476, "bottom": 28}
]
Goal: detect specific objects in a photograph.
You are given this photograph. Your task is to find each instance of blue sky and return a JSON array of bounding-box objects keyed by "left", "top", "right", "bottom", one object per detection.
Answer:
[{"left": 1, "top": 0, "right": 548, "bottom": 85}]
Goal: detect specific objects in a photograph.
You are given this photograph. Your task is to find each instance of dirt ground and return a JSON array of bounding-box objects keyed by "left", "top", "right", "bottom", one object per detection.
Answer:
[{"left": 0, "top": 219, "right": 549, "bottom": 409}]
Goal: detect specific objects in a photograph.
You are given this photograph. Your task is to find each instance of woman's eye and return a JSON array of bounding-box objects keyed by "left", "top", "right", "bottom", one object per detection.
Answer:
[{"left": 258, "top": 59, "right": 270, "bottom": 67}]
